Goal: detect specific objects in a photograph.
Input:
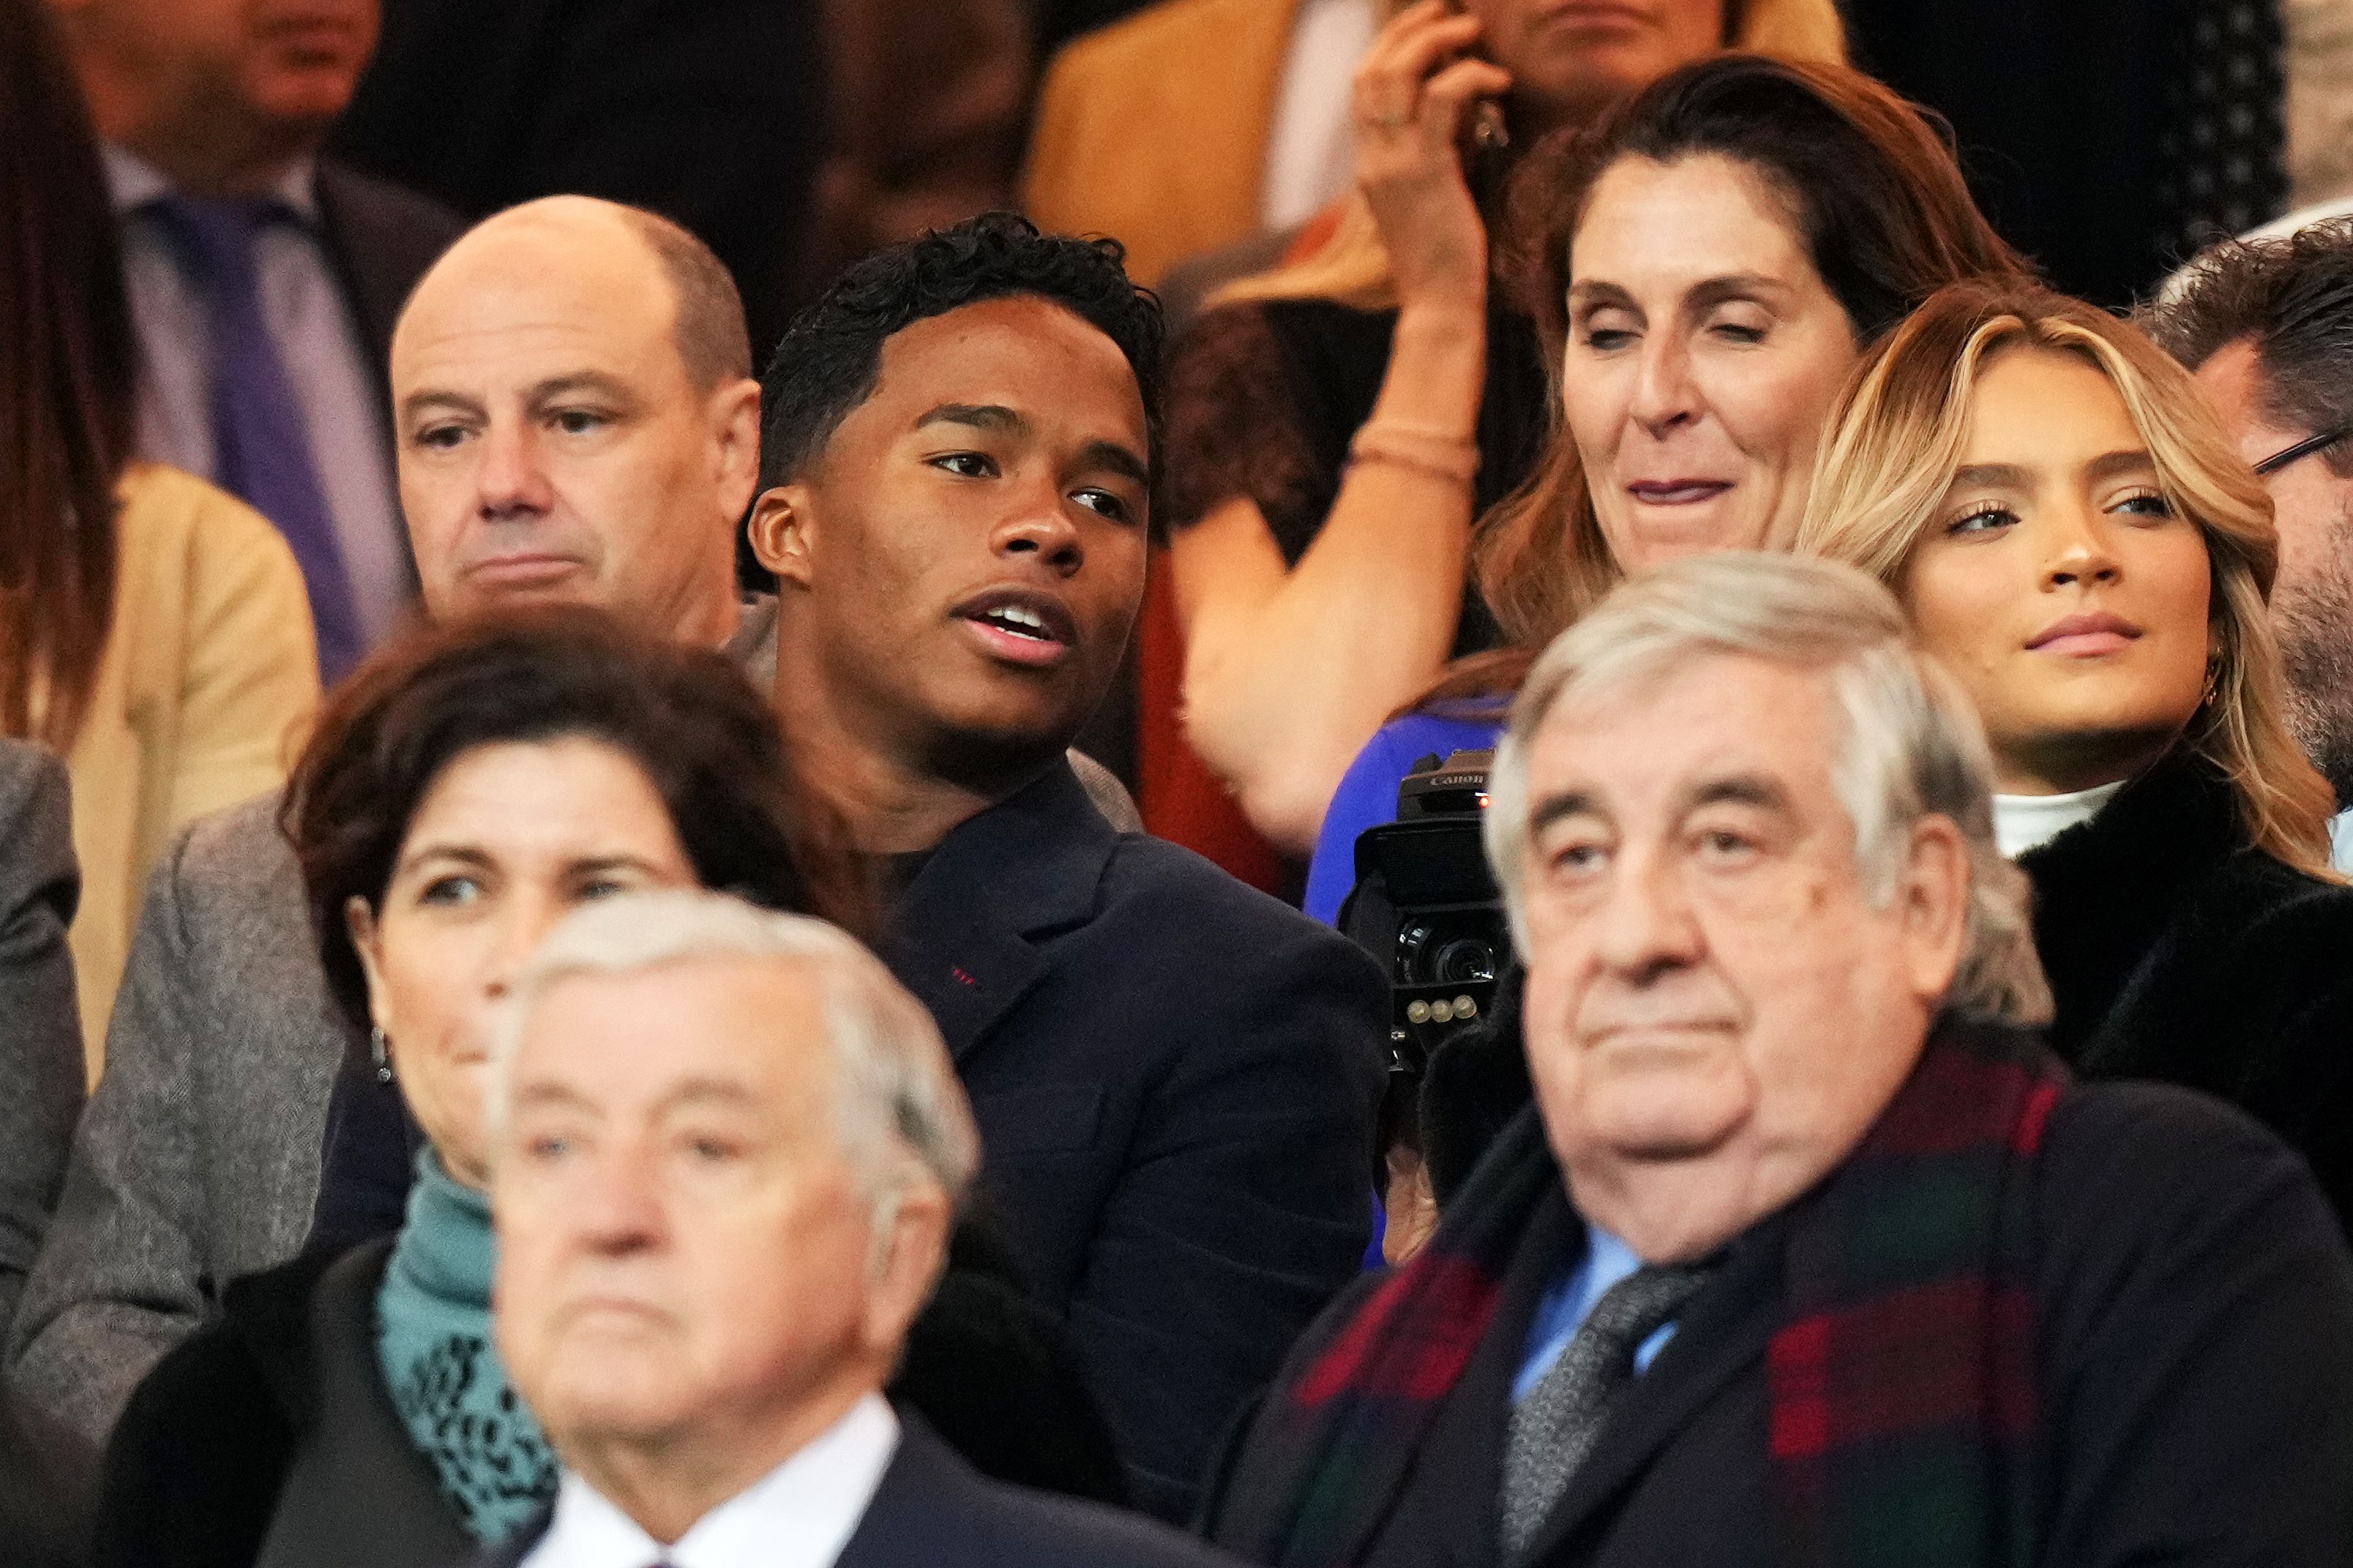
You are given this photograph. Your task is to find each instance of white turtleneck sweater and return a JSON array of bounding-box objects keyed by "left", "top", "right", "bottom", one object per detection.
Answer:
[{"left": 1993, "top": 781, "right": 2128, "bottom": 860}]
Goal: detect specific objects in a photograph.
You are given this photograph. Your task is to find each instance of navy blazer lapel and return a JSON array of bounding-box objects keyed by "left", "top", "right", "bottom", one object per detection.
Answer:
[
  {"left": 832, "top": 1418, "right": 977, "bottom": 1568},
  {"left": 882, "top": 762, "right": 1114, "bottom": 1065},
  {"left": 1516, "top": 1212, "right": 1792, "bottom": 1564}
]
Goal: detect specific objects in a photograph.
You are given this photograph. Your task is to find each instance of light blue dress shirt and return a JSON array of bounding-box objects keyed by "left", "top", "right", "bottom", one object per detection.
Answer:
[
  {"left": 1513, "top": 1227, "right": 1679, "bottom": 1405},
  {"left": 2331, "top": 809, "right": 2352, "bottom": 877},
  {"left": 103, "top": 144, "right": 411, "bottom": 649}
]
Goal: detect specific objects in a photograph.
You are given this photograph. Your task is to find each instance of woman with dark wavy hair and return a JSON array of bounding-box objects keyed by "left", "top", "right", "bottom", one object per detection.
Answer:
[
  {"left": 1304, "top": 53, "right": 2028, "bottom": 928},
  {"left": 94, "top": 609, "right": 1122, "bottom": 1568}
]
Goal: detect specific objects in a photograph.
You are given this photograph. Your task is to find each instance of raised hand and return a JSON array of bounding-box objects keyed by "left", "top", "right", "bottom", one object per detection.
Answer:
[{"left": 1350, "top": 0, "right": 1515, "bottom": 310}]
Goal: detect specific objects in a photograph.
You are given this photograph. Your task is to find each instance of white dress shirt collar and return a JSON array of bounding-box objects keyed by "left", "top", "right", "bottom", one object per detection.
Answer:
[
  {"left": 523, "top": 1395, "right": 901, "bottom": 1568},
  {"left": 100, "top": 141, "right": 321, "bottom": 223}
]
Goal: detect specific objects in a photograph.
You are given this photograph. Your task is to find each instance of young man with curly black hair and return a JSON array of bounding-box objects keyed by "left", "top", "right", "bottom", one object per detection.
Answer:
[{"left": 747, "top": 214, "right": 1385, "bottom": 1522}]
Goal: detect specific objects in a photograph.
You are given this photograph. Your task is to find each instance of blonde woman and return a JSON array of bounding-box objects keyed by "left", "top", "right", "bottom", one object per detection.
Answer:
[
  {"left": 1159, "top": 0, "right": 1844, "bottom": 860},
  {"left": 1799, "top": 279, "right": 2353, "bottom": 1228}
]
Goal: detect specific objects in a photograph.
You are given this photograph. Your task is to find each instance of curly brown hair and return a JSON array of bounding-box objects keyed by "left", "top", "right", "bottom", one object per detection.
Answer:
[{"left": 283, "top": 605, "right": 869, "bottom": 1034}]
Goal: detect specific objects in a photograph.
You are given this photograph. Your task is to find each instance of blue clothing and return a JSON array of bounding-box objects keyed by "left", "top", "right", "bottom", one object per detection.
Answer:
[
  {"left": 1306, "top": 711, "right": 1508, "bottom": 926},
  {"left": 376, "top": 1149, "right": 553, "bottom": 1542},
  {"left": 104, "top": 145, "right": 411, "bottom": 652},
  {"left": 1512, "top": 1226, "right": 1678, "bottom": 1405},
  {"left": 2332, "top": 808, "right": 2352, "bottom": 876}
]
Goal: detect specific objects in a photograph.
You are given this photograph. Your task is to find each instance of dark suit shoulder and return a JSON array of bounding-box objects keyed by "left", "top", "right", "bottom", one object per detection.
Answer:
[
  {"left": 97, "top": 1278, "right": 299, "bottom": 1568},
  {"left": 0, "top": 737, "right": 78, "bottom": 915},
  {"left": 2034, "top": 1076, "right": 2338, "bottom": 1282},
  {"left": 2030, "top": 1079, "right": 2353, "bottom": 1558},
  {"left": 313, "top": 158, "right": 465, "bottom": 255},
  {"left": 1096, "top": 833, "right": 1385, "bottom": 980},
  {"left": 856, "top": 1425, "right": 1244, "bottom": 1568}
]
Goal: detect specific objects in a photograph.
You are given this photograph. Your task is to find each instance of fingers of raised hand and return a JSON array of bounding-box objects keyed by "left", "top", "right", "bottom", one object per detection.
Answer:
[
  {"left": 1354, "top": 6, "right": 1484, "bottom": 121},
  {"left": 1412, "top": 57, "right": 1505, "bottom": 118},
  {"left": 1417, "top": 57, "right": 1513, "bottom": 132}
]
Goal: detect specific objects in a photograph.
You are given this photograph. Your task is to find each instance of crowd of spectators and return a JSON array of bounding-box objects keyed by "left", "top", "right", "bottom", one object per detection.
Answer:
[{"left": 1, "top": 0, "right": 2352, "bottom": 1564}]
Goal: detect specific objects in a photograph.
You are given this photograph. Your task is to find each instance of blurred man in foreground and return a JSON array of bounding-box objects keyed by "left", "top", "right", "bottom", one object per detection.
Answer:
[{"left": 482, "top": 893, "right": 1238, "bottom": 1568}]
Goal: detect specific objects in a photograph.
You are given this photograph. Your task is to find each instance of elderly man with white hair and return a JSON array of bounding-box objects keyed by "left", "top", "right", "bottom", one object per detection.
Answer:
[
  {"left": 1202, "top": 553, "right": 2353, "bottom": 1568},
  {"left": 475, "top": 892, "right": 1242, "bottom": 1568}
]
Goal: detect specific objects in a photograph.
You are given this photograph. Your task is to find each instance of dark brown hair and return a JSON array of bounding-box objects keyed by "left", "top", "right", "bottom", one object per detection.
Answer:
[
  {"left": 2142, "top": 217, "right": 2353, "bottom": 479},
  {"left": 1438, "top": 53, "right": 2030, "bottom": 705},
  {"left": 284, "top": 607, "right": 869, "bottom": 1033},
  {"left": 0, "top": 0, "right": 132, "bottom": 749}
]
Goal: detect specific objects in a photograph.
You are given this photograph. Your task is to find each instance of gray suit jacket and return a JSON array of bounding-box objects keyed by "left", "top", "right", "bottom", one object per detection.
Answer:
[
  {"left": 5, "top": 798, "right": 358, "bottom": 1444},
  {"left": 0, "top": 741, "right": 86, "bottom": 1340}
]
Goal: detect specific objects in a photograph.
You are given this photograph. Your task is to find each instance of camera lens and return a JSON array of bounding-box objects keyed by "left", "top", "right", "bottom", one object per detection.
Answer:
[{"left": 1431, "top": 938, "right": 1497, "bottom": 986}]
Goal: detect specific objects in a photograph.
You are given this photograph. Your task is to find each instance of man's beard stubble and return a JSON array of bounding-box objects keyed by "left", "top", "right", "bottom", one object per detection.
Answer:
[{"left": 2275, "top": 525, "right": 2353, "bottom": 807}]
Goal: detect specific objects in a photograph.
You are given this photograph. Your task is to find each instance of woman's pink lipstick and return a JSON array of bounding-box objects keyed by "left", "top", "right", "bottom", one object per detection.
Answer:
[
  {"left": 1626, "top": 479, "right": 1732, "bottom": 506},
  {"left": 2027, "top": 610, "right": 2142, "bottom": 658}
]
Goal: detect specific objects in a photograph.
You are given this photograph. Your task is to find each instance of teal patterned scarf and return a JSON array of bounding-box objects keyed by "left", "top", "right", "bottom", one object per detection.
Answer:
[{"left": 375, "top": 1149, "right": 555, "bottom": 1543}]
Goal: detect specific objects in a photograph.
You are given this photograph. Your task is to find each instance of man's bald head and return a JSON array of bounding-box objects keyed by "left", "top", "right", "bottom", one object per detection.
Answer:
[
  {"left": 389, "top": 196, "right": 762, "bottom": 648},
  {"left": 413, "top": 197, "right": 750, "bottom": 390}
]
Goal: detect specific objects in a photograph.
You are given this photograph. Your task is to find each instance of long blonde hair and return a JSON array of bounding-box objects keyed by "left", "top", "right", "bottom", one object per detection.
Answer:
[
  {"left": 1797, "top": 280, "right": 2340, "bottom": 877},
  {"left": 1219, "top": 0, "right": 1848, "bottom": 312}
]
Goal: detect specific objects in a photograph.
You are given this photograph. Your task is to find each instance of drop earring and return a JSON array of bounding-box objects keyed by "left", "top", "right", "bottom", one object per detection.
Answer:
[{"left": 371, "top": 1025, "right": 394, "bottom": 1085}]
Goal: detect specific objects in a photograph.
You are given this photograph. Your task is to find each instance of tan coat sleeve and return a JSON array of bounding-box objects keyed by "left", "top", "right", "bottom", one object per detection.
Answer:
[{"left": 67, "top": 467, "right": 320, "bottom": 1065}]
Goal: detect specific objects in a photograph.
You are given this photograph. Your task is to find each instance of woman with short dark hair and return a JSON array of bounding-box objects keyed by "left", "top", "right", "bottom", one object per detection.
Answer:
[{"left": 94, "top": 609, "right": 1122, "bottom": 1568}]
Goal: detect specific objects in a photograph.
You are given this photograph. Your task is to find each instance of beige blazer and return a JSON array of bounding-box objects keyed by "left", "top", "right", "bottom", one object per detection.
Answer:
[
  {"left": 64, "top": 465, "right": 320, "bottom": 1069},
  {"left": 1023, "top": 0, "right": 1301, "bottom": 285}
]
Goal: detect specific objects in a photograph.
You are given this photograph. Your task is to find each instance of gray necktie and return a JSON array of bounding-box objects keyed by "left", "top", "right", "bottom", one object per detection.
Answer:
[{"left": 1497, "top": 1261, "right": 1716, "bottom": 1560}]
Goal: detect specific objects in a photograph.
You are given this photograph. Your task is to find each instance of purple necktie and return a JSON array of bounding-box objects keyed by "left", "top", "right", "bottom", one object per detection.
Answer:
[{"left": 146, "top": 192, "right": 364, "bottom": 680}]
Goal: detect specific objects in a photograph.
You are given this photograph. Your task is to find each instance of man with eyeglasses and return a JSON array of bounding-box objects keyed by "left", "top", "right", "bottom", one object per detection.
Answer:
[{"left": 2151, "top": 218, "right": 2353, "bottom": 871}]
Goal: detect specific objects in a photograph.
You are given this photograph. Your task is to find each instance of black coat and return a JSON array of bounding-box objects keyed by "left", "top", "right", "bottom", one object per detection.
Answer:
[
  {"left": 94, "top": 1217, "right": 1126, "bottom": 1568},
  {"left": 1203, "top": 1078, "right": 2353, "bottom": 1567},
  {"left": 472, "top": 1419, "right": 1242, "bottom": 1568},
  {"left": 310, "top": 761, "right": 1388, "bottom": 1521},
  {"left": 2020, "top": 754, "right": 2353, "bottom": 1232}
]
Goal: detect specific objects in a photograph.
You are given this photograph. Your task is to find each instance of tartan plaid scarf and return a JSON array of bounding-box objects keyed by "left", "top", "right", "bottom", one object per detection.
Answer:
[{"left": 1213, "top": 1017, "right": 2066, "bottom": 1568}]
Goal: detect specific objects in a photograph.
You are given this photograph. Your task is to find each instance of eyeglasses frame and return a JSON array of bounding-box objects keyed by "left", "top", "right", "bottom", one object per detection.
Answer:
[{"left": 2253, "top": 421, "right": 2353, "bottom": 477}]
